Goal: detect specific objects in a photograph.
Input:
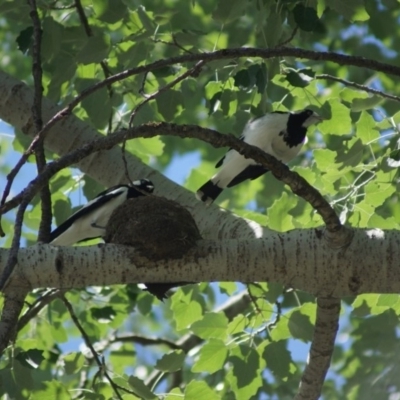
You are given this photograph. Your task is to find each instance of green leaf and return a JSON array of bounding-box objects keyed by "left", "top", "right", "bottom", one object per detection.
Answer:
[
  {"left": 125, "top": 137, "right": 165, "bottom": 163},
  {"left": 351, "top": 200, "right": 375, "bottom": 227},
  {"left": 227, "top": 315, "right": 249, "bottom": 335},
  {"left": 285, "top": 70, "right": 309, "bottom": 88},
  {"left": 92, "top": 0, "right": 127, "bottom": 23},
  {"left": 79, "top": 82, "right": 112, "bottom": 128},
  {"left": 264, "top": 10, "right": 283, "bottom": 47},
  {"left": 377, "top": 294, "right": 399, "bottom": 307},
  {"left": 293, "top": 5, "right": 324, "bottom": 32},
  {"left": 76, "top": 34, "right": 110, "bottom": 64},
  {"left": 355, "top": 111, "right": 380, "bottom": 144},
  {"left": 230, "top": 345, "right": 260, "bottom": 386},
  {"left": 368, "top": 214, "right": 398, "bottom": 229},
  {"left": 128, "top": 376, "right": 157, "bottom": 400},
  {"left": 171, "top": 298, "right": 203, "bottom": 331},
  {"left": 15, "top": 349, "right": 44, "bottom": 370},
  {"left": 164, "top": 388, "right": 184, "bottom": 399},
  {"left": 16, "top": 26, "right": 33, "bottom": 54},
  {"left": 267, "top": 192, "right": 296, "bottom": 232},
  {"left": 191, "top": 312, "right": 228, "bottom": 340},
  {"left": 30, "top": 380, "right": 70, "bottom": 400},
  {"left": 184, "top": 380, "right": 220, "bottom": 400},
  {"left": 91, "top": 306, "right": 116, "bottom": 323},
  {"left": 137, "top": 6, "right": 156, "bottom": 32},
  {"left": 352, "top": 96, "right": 383, "bottom": 112},
  {"left": 192, "top": 339, "right": 228, "bottom": 373},
  {"left": 234, "top": 69, "right": 254, "bottom": 90},
  {"left": 288, "top": 310, "right": 314, "bottom": 342},
  {"left": 156, "top": 90, "right": 183, "bottom": 121},
  {"left": 63, "top": 352, "right": 85, "bottom": 375},
  {"left": 41, "top": 18, "right": 64, "bottom": 60},
  {"left": 318, "top": 100, "right": 352, "bottom": 135},
  {"left": 313, "top": 148, "right": 337, "bottom": 171},
  {"left": 137, "top": 292, "right": 154, "bottom": 315},
  {"left": 271, "top": 303, "right": 316, "bottom": 341},
  {"left": 212, "top": 0, "right": 247, "bottom": 24},
  {"left": 335, "top": 138, "right": 364, "bottom": 167},
  {"left": 219, "top": 282, "right": 237, "bottom": 295},
  {"left": 264, "top": 341, "right": 293, "bottom": 378},
  {"left": 155, "top": 350, "right": 185, "bottom": 372},
  {"left": 326, "top": 0, "right": 369, "bottom": 21},
  {"left": 227, "top": 345, "right": 262, "bottom": 398},
  {"left": 364, "top": 180, "right": 395, "bottom": 208}
]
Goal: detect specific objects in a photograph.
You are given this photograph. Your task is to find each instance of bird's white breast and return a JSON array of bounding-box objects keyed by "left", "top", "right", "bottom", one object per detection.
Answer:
[{"left": 246, "top": 113, "right": 305, "bottom": 162}]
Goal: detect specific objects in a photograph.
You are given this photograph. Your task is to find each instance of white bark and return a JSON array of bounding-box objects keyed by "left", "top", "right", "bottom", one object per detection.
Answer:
[{"left": 2, "top": 228, "right": 400, "bottom": 296}]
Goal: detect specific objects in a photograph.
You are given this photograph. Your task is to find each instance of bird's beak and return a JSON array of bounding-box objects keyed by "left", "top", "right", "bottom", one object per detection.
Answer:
[{"left": 313, "top": 113, "right": 325, "bottom": 123}]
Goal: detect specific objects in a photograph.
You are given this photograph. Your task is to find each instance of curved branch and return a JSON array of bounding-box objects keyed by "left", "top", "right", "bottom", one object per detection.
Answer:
[
  {"left": 294, "top": 297, "right": 341, "bottom": 400},
  {"left": 1, "top": 122, "right": 344, "bottom": 234},
  {"left": 112, "top": 334, "right": 181, "bottom": 349}
]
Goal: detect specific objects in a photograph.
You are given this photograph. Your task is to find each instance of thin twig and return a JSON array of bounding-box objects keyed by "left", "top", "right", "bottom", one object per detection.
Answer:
[
  {"left": 17, "top": 289, "right": 64, "bottom": 332},
  {"left": 128, "top": 60, "right": 205, "bottom": 126},
  {"left": 28, "top": 0, "right": 52, "bottom": 243},
  {"left": 62, "top": 295, "right": 123, "bottom": 400},
  {"left": 316, "top": 74, "right": 400, "bottom": 103},
  {"left": 277, "top": 26, "right": 299, "bottom": 47},
  {"left": 152, "top": 35, "right": 194, "bottom": 55},
  {"left": 112, "top": 334, "right": 181, "bottom": 349}
]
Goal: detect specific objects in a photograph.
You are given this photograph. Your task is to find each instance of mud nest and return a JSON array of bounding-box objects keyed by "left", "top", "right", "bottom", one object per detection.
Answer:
[{"left": 104, "top": 195, "right": 202, "bottom": 261}]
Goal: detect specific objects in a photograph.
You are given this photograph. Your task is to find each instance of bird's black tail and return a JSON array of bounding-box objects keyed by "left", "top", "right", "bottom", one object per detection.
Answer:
[{"left": 196, "top": 181, "right": 223, "bottom": 205}]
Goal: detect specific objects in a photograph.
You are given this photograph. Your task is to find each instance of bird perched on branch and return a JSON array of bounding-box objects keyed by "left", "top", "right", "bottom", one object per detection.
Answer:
[
  {"left": 50, "top": 179, "right": 154, "bottom": 246},
  {"left": 196, "top": 109, "right": 323, "bottom": 205}
]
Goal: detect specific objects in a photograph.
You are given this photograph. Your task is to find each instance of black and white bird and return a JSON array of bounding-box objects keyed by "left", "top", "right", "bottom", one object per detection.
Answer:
[
  {"left": 196, "top": 109, "right": 323, "bottom": 204},
  {"left": 50, "top": 179, "right": 154, "bottom": 246}
]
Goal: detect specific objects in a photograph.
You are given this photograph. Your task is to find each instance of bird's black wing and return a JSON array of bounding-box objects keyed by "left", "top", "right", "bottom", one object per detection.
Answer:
[
  {"left": 49, "top": 186, "right": 127, "bottom": 242},
  {"left": 215, "top": 135, "right": 245, "bottom": 168},
  {"left": 227, "top": 165, "right": 269, "bottom": 188}
]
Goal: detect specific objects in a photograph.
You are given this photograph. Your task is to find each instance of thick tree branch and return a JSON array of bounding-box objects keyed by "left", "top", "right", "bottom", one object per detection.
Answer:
[
  {"left": 2, "top": 229, "right": 399, "bottom": 296},
  {"left": 295, "top": 297, "right": 341, "bottom": 400}
]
